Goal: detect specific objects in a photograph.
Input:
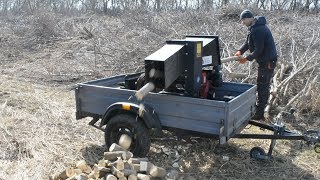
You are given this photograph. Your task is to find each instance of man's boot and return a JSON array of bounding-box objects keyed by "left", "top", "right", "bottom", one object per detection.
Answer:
[
  {"left": 251, "top": 104, "right": 265, "bottom": 121},
  {"left": 251, "top": 111, "right": 264, "bottom": 120}
]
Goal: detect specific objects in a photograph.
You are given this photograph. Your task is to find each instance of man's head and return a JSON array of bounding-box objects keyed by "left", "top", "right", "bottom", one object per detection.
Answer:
[{"left": 239, "top": 10, "right": 254, "bottom": 27}]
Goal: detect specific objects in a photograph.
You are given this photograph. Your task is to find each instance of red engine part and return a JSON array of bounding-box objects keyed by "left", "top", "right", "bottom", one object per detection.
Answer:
[{"left": 200, "top": 71, "right": 210, "bottom": 98}]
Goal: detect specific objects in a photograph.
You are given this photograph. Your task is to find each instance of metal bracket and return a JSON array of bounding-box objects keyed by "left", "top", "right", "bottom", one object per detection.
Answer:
[{"left": 89, "top": 118, "right": 104, "bottom": 132}]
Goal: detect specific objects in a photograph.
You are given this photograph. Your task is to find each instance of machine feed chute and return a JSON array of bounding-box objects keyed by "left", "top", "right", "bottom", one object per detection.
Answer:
[
  {"left": 144, "top": 40, "right": 204, "bottom": 97},
  {"left": 144, "top": 43, "right": 185, "bottom": 89}
]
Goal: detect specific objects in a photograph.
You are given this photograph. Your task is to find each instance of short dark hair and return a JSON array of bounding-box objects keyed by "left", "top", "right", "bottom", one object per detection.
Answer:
[{"left": 240, "top": 10, "right": 253, "bottom": 20}]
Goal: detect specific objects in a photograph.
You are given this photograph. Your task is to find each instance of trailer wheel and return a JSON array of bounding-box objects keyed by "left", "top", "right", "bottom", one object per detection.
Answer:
[
  {"left": 315, "top": 143, "right": 320, "bottom": 153},
  {"left": 104, "top": 114, "right": 150, "bottom": 157},
  {"left": 250, "top": 147, "right": 267, "bottom": 160}
]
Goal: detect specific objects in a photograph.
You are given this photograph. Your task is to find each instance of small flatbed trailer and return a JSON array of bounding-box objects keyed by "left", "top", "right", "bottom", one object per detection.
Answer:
[
  {"left": 75, "top": 73, "right": 320, "bottom": 160},
  {"left": 75, "top": 35, "right": 319, "bottom": 160}
]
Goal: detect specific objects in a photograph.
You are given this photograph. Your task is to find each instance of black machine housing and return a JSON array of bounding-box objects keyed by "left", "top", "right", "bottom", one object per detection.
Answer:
[{"left": 143, "top": 35, "right": 222, "bottom": 98}]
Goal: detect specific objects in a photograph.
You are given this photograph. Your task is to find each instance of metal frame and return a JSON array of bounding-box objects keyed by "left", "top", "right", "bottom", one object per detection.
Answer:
[
  {"left": 233, "top": 120, "right": 320, "bottom": 160},
  {"left": 88, "top": 115, "right": 319, "bottom": 160}
]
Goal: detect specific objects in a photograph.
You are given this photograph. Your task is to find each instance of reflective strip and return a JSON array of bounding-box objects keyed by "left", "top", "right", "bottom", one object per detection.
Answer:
[
  {"left": 122, "top": 104, "right": 131, "bottom": 111},
  {"left": 196, "top": 42, "right": 202, "bottom": 57}
]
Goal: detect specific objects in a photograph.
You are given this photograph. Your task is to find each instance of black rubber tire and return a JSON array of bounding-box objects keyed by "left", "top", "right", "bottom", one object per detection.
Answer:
[
  {"left": 250, "top": 147, "right": 266, "bottom": 160},
  {"left": 104, "top": 113, "right": 150, "bottom": 157},
  {"left": 315, "top": 143, "right": 320, "bottom": 153}
]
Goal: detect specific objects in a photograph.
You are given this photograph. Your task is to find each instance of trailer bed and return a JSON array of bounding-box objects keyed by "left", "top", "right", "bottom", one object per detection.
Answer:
[{"left": 75, "top": 73, "right": 257, "bottom": 144}]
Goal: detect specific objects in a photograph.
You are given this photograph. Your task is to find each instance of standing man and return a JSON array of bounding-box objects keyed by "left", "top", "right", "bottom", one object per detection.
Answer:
[{"left": 235, "top": 10, "right": 278, "bottom": 120}]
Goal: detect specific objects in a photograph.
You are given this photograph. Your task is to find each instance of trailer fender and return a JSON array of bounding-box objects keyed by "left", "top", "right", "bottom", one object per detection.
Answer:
[{"left": 100, "top": 102, "right": 161, "bottom": 131}]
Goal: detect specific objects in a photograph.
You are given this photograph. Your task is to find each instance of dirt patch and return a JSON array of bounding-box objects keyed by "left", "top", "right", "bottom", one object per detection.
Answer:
[{"left": 0, "top": 139, "right": 33, "bottom": 161}]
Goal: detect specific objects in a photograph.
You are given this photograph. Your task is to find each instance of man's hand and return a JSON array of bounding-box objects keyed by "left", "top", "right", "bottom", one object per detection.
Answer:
[
  {"left": 234, "top": 51, "right": 246, "bottom": 64},
  {"left": 239, "top": 57, "right": 247, "bottom": 64},
  {"left": 234, "top": 51, "right": 242, "bottom": 56}
]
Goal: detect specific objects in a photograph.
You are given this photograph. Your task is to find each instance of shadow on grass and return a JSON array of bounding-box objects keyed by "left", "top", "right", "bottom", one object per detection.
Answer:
[
  {"left": 80, "top": 144, "right": 107, "bottom": 165},
  {"left": 148, "top": 134, "right": 318, "bottom": 180},
  {"left": 79, "top": 130, "right": 318, "bottom": 180}
]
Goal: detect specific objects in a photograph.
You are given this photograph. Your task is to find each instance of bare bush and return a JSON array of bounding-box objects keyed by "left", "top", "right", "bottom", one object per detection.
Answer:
[{"left": 32, "top": 11, "right": 58, "bottom": 38}]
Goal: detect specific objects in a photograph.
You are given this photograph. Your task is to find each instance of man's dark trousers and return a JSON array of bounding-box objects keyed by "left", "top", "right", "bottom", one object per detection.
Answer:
[{"left": 256, "top": 61, "right": 276, "bottom": 116}]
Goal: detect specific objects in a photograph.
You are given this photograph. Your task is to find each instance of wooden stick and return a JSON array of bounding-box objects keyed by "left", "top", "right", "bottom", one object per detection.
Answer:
[
  {"left": 265, "top": 69, "right": 280, "bottom": 116},
  {"left": 58, "top": 170, "right": 69, "bottom": 180},
  {"left": 137, "top": 173, "right": 150, "bottom": 180},
  {"left": 76, "top": 160, "right": 92, "bottom": 174},
  {"left": 149, "top": 166, "right": 166, "bottom": 178},
  {"left": 73, "top": 169, "right": 82, "bottom": 176},
  {"left": 124, "top": 161, "right": 132, "bottom": 170},
  {"left": 283, "top": 83, "right": 289, "bottom": 97},
  {"left": 66, "top": 166, "right": 75, "bottom": 178},
  {"left": 220, "top": 56, "right": 242, "bottom": 63},
  {"left": 279, "top": 63, "right": 285, "bottom": 81},
  {"left": 111, "top": 166, "right": 125, "bottom": 178},
  {"left": 98, "top": 159, "right": 109, "bottom": 167},
  {"left": 135, "top": 82, "right": 155, "bottom": 100},
  {"left": 66, "top": 175, "right": 76, "bottom": 180},
  {"left": 110, "top": 158, "right": 124, "bottom": 171},
  {"left": 139, "top": 161, "right": 153, "bottom": 173},
  {"left": 277, "top": 57, "right": 313, "bottom": 89},
  {"left": 49, "top": 173, "right": 63, "bottom": 180},
  {"left": 130, "top": 164, "right": 141, "bottom": 172},
  {"left": 123, "top": 169, "right": 137, "bottom": 177},
  {"left": 305, "top": 75, "right": 318, "bottom": 97},
  {"left": 128, "top": 158, "right": 149, "bottom": 164},
  {"left": 122, "top": 151, "right": 133, "bottom": 160},
  {"left": 283, "top": 90, "right": 304, "bottom": 110},
  {"left": 119, "top": 134, "right": 132, "bottom": 150},
  {"left": 74, "top": 173, "right": 88, "bottom": 180},
  {"left": 104, "top": 151, "right": 123, "bottom": 161},
  {"left": 104, "top": 151, "right": 128, "bottom": 161},
  {"left": 109, "top": 143, "right": 126, "bottom": 152},
  {"left": 94, "top": 164, "right": 111, "bottom": 178},
  {"left": 88, "top": 171, "right": 99, "bottom": 179},
  {"left": 88, "top": 164, "right": 101, "bottom": 179},
  {"left": 128, "top": 174, "right": 138, "bottom": 180},
  {"left": 105, "top": 174, "right": 117, "bottom": 180}
]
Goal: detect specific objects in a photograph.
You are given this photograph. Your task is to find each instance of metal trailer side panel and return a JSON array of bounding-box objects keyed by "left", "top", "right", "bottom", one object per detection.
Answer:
[
  {"left": 83, "top": 75, "right": 128, "bottom": 87},
  {"left": 225, "top": 84, "right": 257, "bottom": 140},
  {"left": 143, "top": 95, "right": 226, "bottom": 135},
  {"left": 76, "top": 85, "right": 134, "bottom": 117}
]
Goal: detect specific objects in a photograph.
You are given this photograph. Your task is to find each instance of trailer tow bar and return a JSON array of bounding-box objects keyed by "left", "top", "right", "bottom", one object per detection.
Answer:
[{"left": 234, "top": 120, "right": 320, "bottom": 160}]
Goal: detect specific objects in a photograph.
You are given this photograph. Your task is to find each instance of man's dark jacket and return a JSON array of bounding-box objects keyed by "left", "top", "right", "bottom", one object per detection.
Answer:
[{"left": 239, "top": 16, "right": 277, "bottom": 66}]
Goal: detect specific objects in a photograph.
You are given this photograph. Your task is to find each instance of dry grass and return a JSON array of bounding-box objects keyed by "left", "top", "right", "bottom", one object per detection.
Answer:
[
  {"left": 0, "top": 9, "right": 319, "bottom": 179},
  {"left": 0, "top": 76, "right": 319, "bottom": 179},
  {"left": 0, "top": 75, "right": 105, "bottom": 179}
]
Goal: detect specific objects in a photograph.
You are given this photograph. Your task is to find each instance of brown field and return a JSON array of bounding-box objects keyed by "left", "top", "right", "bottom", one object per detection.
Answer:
[{"left": 0, "top": 9, "right": 319, "bottom": 179}]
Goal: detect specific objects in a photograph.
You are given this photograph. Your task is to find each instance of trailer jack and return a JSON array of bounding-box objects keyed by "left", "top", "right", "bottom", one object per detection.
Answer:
[{"left": 234, "top": 120, "right": 320, "bottom": 160}]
